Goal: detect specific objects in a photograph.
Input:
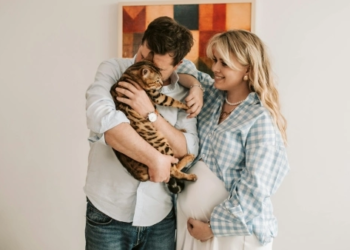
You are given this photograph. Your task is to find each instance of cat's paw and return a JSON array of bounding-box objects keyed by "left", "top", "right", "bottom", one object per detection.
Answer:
[{"left": 188, "top": 173, "right": 197, "bottom": 182}]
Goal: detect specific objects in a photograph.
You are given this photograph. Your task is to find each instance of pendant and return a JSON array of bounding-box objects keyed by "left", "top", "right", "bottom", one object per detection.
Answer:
[{"left": 219, "top": 111, "right": 231, "bottom": 121}]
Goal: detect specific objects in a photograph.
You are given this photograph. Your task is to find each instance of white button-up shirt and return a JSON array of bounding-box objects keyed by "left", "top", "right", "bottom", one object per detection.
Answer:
[{"left": 84, "top": 58, "right": 199, "bottom": 226}]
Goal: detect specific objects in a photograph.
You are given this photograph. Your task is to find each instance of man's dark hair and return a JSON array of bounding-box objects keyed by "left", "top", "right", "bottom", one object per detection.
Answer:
[{"left": 141, "top": 16, "right": 194, "bottom": 66}]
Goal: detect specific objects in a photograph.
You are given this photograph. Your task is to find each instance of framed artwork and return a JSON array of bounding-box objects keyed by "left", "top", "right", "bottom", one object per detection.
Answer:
[{"left": 118, "top": 0, "right": 255, "bottom": 76}]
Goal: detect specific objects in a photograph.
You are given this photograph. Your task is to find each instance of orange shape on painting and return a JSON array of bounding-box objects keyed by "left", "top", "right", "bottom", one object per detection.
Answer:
[
  {"left": 123, "top": 6, "right": 144, "bottom": 20},
  {"left": 123, "top": 33, "right": 134, "bottom": 58},
  {"left": 199, "top": 4, "right": 226, "bottom": 32},
  {"left": 226, "top": 3, "right": 251, "bottom": 31},
  {"left": 199, "top": 4, "right": 213, "bottom": 31},
  {"left": 186, "top": 30, "right": 199, "bottom": 62},
  {"left": 146, "top": 5, "right": 174, "bottom": 27}
]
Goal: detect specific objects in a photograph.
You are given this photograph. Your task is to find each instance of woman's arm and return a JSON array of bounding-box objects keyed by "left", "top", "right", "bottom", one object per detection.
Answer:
[
  {"left": 210, "top": 113, "right": 289, "bottom": 237},
  {"left": 176, "top": 59, "right": 204, "bottom": 117}
]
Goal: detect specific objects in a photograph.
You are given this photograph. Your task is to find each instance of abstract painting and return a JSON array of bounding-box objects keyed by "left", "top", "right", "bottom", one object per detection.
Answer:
[{"left": 118, "top": 0, "right": 255, "bottom": 76}]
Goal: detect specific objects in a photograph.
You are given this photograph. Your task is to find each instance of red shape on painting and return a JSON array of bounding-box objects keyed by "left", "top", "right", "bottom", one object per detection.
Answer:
[
  {"left": 199, "top": 31, "right": 218, "bottom": 57},
  {"left": 123, "top": 7, "right": 146, "bottom": 33},
  {"left": 213, "top": 4, "right": 226, "bottom": 31}
]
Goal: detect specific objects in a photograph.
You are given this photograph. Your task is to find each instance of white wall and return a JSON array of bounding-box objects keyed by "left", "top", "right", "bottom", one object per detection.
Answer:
[
  {"left": 255, "top": 1, "right": 350, "bottom": 249},
  {"left": 0, "top": 0, "right": 349, "bottom": 249}
]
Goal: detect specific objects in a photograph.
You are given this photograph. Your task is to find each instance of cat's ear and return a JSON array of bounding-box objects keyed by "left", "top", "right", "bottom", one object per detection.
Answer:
[{"left": 142, "top": 68, "right": 149, "bottom": 78}]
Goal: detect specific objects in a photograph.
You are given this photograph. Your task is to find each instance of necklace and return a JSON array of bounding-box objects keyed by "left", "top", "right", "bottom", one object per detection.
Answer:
[
  {"left": 225, "top": 97, "right": 244, "bottom": 106},
  {"left": 219, "top": 106, "right": 236, "bottom": 122}
]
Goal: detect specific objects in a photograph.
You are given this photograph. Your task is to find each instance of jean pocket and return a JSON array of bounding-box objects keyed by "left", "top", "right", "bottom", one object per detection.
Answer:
[{"left": 86, "top": 200, "right": 113, "bottom": 226}]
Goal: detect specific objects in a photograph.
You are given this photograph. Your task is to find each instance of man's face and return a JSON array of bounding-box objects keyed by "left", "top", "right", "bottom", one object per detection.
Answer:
[{"left": 135, "top": 42, "right": 181, "bottom": 85}]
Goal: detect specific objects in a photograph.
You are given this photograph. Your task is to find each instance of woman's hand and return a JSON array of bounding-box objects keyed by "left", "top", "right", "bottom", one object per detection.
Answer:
[
  {"left": 187, "top": 218, "right": 214, "bottom": 242},
  {"left": 185, "top": 86, "right": 203, "bottom": 118},
  {"left": 115, "top": 80, "right": 154, "bottom": 117}
]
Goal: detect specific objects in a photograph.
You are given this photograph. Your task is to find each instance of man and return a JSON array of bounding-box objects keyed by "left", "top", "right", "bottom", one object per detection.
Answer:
[{"left": 84, "top": 16, "right": 199, "bottom": 250}]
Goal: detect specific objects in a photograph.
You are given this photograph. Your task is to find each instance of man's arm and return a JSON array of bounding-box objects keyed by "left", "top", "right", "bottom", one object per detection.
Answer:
[
  {"left": 86, "top": 59, "right": 176, "bottom": 182},
  {"left": 115, "top": 82, "right": 195, "bottom": 158},
  {"left": 105, "top": 123, "right": 177, "bottom": 182},
  {"left": 151, "top": 113, "right": 188, "bottom": 158}
]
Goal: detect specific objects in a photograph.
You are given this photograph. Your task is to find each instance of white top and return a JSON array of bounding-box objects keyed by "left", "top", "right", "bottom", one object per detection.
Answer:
[
  {"left": 176, "top": 161, "right": 272, "bottom": 250},
  {"left": 84, "top": 57, "right": 199, "bottom": 226}
]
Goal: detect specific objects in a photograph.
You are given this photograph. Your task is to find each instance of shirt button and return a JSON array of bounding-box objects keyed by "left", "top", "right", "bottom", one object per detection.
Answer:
[{"left": 202, "top": 154, "right": 206, "bottom": 159}]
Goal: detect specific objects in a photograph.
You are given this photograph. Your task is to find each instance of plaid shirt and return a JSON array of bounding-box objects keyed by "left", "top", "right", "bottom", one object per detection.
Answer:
[{"left": 177, "top": 62, "right": 289, "bottom": 245}]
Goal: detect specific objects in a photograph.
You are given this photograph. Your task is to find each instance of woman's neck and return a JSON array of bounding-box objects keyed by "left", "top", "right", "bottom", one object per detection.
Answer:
[{"left": 226, "top": 85, "right": 251, "bottom": 104}]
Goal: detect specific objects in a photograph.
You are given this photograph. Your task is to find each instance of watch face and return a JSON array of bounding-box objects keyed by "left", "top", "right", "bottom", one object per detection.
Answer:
[{"left": 148, "top": 112, "right": 157, "bottom": 122}]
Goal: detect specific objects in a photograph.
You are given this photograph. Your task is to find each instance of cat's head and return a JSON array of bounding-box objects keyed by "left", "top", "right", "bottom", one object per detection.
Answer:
[{"left": 127, "top": 60, "right": 163, "bottom": 90}]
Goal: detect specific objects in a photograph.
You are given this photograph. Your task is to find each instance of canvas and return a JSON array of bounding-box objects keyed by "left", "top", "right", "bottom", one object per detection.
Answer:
[{"left": 118, "top": 0, "right": 255, "bottom": 77}]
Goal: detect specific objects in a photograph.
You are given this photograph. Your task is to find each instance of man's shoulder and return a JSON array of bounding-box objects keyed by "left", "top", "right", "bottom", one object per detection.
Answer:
[
  {"left": 100, "top": 57, "right": 134, "bottom": 70},
  {"left": 94, "top": 58, "right": 134, "bottom": 82}
]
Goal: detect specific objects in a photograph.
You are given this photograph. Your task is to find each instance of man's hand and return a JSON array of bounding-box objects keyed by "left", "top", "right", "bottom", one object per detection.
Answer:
[
  {"left": 187, "top": 218, "right": 214, "bottom": 242},
  {"left": 148, "top": 153, "right": 179, "bottom": 183},
  {"left": 116, "top": 81, "right": 154, "bottom": 117},
  {"left": 185, "top": 85, "right": 203, "bottom": 118}
]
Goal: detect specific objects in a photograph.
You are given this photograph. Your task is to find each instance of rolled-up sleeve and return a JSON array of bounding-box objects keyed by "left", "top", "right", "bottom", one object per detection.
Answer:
[
  {"left": 175, "top": 109, "right": 199, "bottom": 156},
  {"left": 176, "top": 59, "right": 198, "bottom": 79},
  {"left": 86, "top": 59, "right": 130, "bottom": 144},
  {"left": 210, "top": 114, "right": 289, "bottom": 237}
]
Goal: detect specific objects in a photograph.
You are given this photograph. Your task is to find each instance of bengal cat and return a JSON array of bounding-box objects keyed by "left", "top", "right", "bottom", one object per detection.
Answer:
[{"left": 110, "top": 60, "right": 197, "bottom": 194}]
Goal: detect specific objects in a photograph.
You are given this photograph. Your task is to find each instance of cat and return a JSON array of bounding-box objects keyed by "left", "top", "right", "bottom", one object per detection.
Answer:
[{"left": 110, "top": 60, "right": 197, "bottom": 194}]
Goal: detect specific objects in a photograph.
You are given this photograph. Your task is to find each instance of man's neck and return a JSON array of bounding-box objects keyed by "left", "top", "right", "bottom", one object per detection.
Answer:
[{"left": 163, "top": 78, "right": 171, "bottom": 86}]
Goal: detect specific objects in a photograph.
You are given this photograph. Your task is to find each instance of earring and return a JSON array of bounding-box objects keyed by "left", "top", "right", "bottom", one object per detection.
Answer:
[{"left": 243, "top": 75, "right": 248, "bottom": 81}]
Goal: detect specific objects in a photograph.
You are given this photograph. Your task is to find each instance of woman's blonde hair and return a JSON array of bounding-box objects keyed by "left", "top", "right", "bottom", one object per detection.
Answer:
[{"left": 206, "top": 30, "right": 287, "bottom": 144}]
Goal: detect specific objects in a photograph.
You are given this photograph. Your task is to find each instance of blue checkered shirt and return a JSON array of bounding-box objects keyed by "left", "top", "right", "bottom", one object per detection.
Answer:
[{"left": 177, "top": 62, "right": 289, "bottom": 245}]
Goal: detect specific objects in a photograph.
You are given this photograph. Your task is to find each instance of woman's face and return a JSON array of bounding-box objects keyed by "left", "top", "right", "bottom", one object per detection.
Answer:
[{"left": 211, "top": 48, "right": 248, "bottom": 92}]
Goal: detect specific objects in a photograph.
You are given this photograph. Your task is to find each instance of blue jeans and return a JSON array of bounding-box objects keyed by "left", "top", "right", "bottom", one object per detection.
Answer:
[{"left": 85, "top": 199, "right": 175, "bottom": 250}]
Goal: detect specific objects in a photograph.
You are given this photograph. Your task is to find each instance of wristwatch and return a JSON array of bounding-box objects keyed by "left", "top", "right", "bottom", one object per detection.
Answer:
[{"left": 147, "top": 110, "right": 159, "bottom": 122}]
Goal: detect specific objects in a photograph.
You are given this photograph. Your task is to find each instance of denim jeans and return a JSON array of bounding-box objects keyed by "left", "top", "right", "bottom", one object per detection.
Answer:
[{"left": 85, "top": 199, "right": 175, "bottom": 250}]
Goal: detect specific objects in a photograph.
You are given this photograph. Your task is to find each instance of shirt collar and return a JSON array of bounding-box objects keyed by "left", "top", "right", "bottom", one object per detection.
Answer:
[
  {"left": 161, "top": 71, "right": 179, "bottom": 93},
  {"left": 245, "top": 92, "right": 261, "bottom": 106}
]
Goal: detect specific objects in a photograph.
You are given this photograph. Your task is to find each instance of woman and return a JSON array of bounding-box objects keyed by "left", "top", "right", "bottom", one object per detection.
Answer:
[{"left": 176, "top": 30, "right": 289, "bottom": 250}]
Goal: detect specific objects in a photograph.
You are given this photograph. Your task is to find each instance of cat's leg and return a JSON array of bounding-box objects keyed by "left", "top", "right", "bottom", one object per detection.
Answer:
[
  {"left": 149, "top": 91, "right": 189, "bottom": 110},
  {"left": 170, "top": 154, "right": 197, "bottom": 181},
  {"left": 175, "top": 154, "right": 195, "bottom": 171},
  {"left": 170, "top": 168, "right": 197, "bottom": 181}
]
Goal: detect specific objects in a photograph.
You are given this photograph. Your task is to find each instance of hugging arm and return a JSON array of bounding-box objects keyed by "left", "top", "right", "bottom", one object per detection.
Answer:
[
  {"left": 176, "top": 59, "right": 204, "bottom": 118},
  {"left": 177, "top": 60, "right": 217, "bottom": 117},
  {"left": 86, "top": 59, "right": 176, "bottom": 182},
  {"left": 209, "top": 114, "right": 289, "bottom": 237},
  {"left": 115, "top": 81, "right": 196, "bottom": 158}
]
